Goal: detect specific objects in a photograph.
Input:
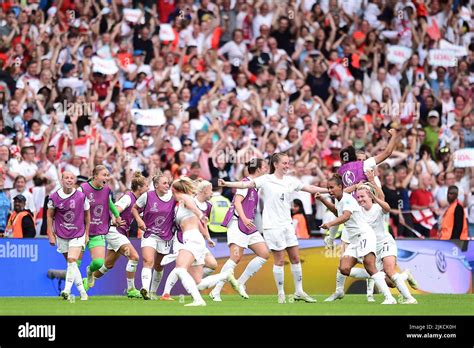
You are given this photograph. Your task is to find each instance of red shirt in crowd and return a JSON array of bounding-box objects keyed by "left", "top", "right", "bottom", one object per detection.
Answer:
[{"left": 410, "top": 189, "right": 434, "bottom": 208}]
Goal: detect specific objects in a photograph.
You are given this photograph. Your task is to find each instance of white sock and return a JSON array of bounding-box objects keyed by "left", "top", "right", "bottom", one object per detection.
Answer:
[
  {"left": 202, "top": 266, "right": 214, "bottom": 278},
  {"left": 372, "top": 271, "right": 394, "bottom": 300},
  {"left": 98, "top": 265, "right": 109, "bottom": 275},
  {"left": 366, "top": 278, "right": 375, "bottom": 296},
  {"left": 211, "top": 259, "right": 236, "bottom": 295},
  {"left": 392, "top": 273, "right": 413, "bottom": 300},
  {"left": 163, "top": 268, "right": 179, "bottom": 295},
  {"left": 197, "top": 271, "right": 230, "bottom": 290},
  {"left": 349, "top": 268, "right": 370, "bottom": 279},
  {"left": 126, "top": 260, "right": 138, "bottom": 290},
  {"left": 335, "top": 269, "right": 346, "bottom": 293},
  {"left": 238, "top": 256, "right": 266, "bottom": 285},
  {"left": 400, "top": 271, "right": 408, "bottom": 281},
  {"left": 290, "top": 263, "right": 303, "bottom": 294},
  {"left": 141, "top": 267, "right": 152, "bottom": 291},
  {"left": 64, "top": 262, "right": 75, "bottom": 293},
  {"left": 72, "top": 263, "right": 86, "bottom": 294},
  {"left": 176, "top": 268, "right": 203, "bottom": 302},
  {"left": 150, "top": 270, "right": 163, "bottom": 294},
  {"left": 273, "top": 265, "right": 285, "bottom": 295}
]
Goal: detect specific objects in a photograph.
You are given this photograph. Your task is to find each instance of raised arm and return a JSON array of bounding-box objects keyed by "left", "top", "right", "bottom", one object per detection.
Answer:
[
  {"left": 218, "top": 178, "right": 255, "bottom": 189},
  {"left": 301, "top": 184, "right": 329, "bottom": 195},
  {"left": 373, "top": 128, "right": 398, "bottom": 165}
]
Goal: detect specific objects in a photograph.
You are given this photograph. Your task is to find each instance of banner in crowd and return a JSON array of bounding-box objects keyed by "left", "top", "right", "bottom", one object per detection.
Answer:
[
  {"left": 92, "top": 56, "right": 119, "bottom": 75},
  {"left": 131, "top": 108, "right": 166, "bottom": 126},
  {"left": 439, "top": 39, "right": 468, "bottom": 57},
  {"left": 386, "top": 45, "right": 412, "bottom": 64},
  {"left": 123, "top": 9, "right": 145, "bottom": 24},
  {"left": 159, "top": 24, "right": 176, "bottom": 41},
  {"left": 428, "top": 49, "right": 458, "bottom": 67},
  {"left": 453, "top": 148, "right": 474, "bottom": 168}
]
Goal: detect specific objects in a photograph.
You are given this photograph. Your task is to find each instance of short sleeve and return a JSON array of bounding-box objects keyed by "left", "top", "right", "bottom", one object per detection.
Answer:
[
  {"left": 289, "top": 177, "right": 304, "bottom": 192},
  {"left": 115, "top": 194, "right": 132, "bottom": 211},
  {"left": 135, "top": 192, "right": 148, "bottom": 208},
  {"left": 253, "top": 174, "right": 267, "bottom": 189},
  {"left": 47, "top": 199, "right": 55, "bottom": 209},
  {"left": 236, "top": 188, "right": 248, "bottom": 197},
  {"left": 363, "top": 157, "right": 377, "bottom": 171},
  {"left": 77, "top": 186, "right": 83, "bottom": 192},
  {"left": 84, "top": 197, "right": 90, "bottom": 210},
  {"left": 341, "top": 196, "right": 358, "bottom": 214}
]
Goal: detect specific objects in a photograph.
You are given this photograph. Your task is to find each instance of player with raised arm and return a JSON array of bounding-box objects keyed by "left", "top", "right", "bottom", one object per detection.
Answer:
[
  {"left": 88, "top": 172, "right": 149, "bottom": 298},
  {"left": 317, "top": 175, "right": 397, "bottom": 304},
  {"left": 47, "top": 171, "right": 90, "bottom": 301},
  {"left": 80, "top": 165, "right": 122, "bottom": 291},
  {"left": 132, "top": 172, "right": 176, "bottom": 300},
  {"left": 210, "top": 158, "right": 270, "bottom": 302},
  {"left": 219, "top": 152, "right": 327, "bottom": 304}
]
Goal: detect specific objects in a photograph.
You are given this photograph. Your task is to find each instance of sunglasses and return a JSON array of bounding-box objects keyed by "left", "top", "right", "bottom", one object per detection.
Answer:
[{"left": 183, "top": 143, "right": 192, "bottom": 146}]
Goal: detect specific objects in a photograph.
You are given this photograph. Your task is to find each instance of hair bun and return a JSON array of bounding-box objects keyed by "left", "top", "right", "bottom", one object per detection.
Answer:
[{"left": 133, "top": 171, "right": 142, "bottom": 178}]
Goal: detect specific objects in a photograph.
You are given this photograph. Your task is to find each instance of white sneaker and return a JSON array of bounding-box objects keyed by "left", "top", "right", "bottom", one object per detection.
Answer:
[
  {"left": 381, "top": 297, "right": 397, "bottom": 304},
  {"left": 294, "top": 292, "right": 317, "bottom": 303},
  {"left": 86, "top": 266, "right": 95, "bottom": 288},
  {"left": 238, "top": 284, "right": 249, "bottom": 299},
  {"left": 184, "top": 299, "right": 206, "bottom": 307},
  {"left": 209, "top": 291, "right": 222, "bottom": 302},
  {"left": 404, "top": 269, "right": 418, "bottom": 290},
  {"left": 367, "top": 295, "right": 376, "bottom": 302},
  {"left": 80, "top": 292, "right": 88, "bottom": 301},
  {"left": 227, "top": 270, "right": 246, "bottom": 298},
  {"left": 324, "top": 291, "right": 345, "bottom": 302},
  {"left": 400, "top": 297, "right": 418, "bottom": 305},
  {"left": 278, "top": 293, "right": 286, "bottom": 304},
  {"left": 60, "top": 290, "right": 70, "bottom": 300}
]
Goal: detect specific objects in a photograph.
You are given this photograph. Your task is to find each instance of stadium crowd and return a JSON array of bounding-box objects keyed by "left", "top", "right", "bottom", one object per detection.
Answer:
[{"left": 0, "top": 0, "right": 472, "bottom": 240}]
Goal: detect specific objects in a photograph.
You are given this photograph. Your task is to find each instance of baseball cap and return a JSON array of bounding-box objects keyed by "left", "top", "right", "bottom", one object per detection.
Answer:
[
  {"left": 428, "top": 110, "right": 440, "bottom": 118},
  {"left": 13, "top": 194, "right": 26, "bottom": 202}
]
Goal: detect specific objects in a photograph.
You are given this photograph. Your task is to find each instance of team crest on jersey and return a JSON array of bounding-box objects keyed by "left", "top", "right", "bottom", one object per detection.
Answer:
[
  {"left": 343, "top": 171, "right": 356, "bottom": 186},
  {"left": 154, "top": 216, "right": 166, "bottom": 228},
  {"left": 64, "top": 211, "right": 75, "bottom": 223},
  {"left": 151, "top": 202, "right": 159, "bottom": 212},
  {"left": 93, "top": 204, "right": 103, "bottom": 218}
]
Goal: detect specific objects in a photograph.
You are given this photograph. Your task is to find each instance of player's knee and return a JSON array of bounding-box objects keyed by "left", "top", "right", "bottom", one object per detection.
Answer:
[
  {"left": 142, "top": 258, "right": 154, "bottom": 268},
  {"left": 289, "top": 256, "right": 300, "bottom": 264},
  {"left": 339, "top": 266, "right": 351, "bottom": 276},
  {"left": 259, "top": 250, "right": 270, "bottom": 260},
  {"left": 104, "top": 261, "right": 115, "bottom": 269},
  {"left": 230, "top": 253, "right": 242, "bottom": 263},
  {"left": 207, "top": 259, "right": 218, "bottom": 270},
  {"left": 67, "top": 257, "right": 78, "bottom": 264}
]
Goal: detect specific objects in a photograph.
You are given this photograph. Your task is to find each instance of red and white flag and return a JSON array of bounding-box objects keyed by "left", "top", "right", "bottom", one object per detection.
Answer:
[
  {"left": 74, "top": 136, "right": 91, "bottom": 159},
  {"left": 412, "top": 209, "right": 437, "bottom": 230}
]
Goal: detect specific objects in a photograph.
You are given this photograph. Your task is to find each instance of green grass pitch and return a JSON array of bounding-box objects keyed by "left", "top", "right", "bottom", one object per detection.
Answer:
[{"left": 1, "top": 294, "right": 473, "bottom": 316}]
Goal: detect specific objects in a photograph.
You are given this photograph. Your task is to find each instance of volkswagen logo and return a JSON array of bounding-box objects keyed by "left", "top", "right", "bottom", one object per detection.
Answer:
[{"left": 435, "top": 250, "right": 447, "bottom": 273}]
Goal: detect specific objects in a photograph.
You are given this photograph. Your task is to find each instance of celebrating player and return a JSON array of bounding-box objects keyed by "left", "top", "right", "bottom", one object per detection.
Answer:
[
  {"left": 47, "top": 171, "right": 90, "bottom": 301},
  {"left": 161, "top": 178, "right": 242, "bottom": 303},
  {"left": 317, "top": 175, "right": 397, "bottom": 304},
  {"left": 89, "top": 172, "right": 149, "bottom": 298},
  {"left": 80, "top": 165, "right": 122, "bottom": 291},
  {"left": 219, "top": 152, "right": 326, "bottom": 304},
  {"left": 210, "top": 158, "right": 270, "bottom": 302},
  {"left": 132, "top": 171, "right": 176, "bottom": 300}
]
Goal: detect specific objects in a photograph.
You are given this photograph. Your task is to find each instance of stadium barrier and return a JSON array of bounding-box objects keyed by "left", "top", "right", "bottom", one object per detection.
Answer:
[{"left": 0, "top": 239, "right": 471, "bottom": 296}]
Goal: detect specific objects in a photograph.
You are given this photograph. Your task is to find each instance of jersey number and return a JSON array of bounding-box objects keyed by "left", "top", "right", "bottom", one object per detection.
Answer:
[
  {"left": 280, "top": 194, "right": 284, "bottom": 202},
  {"left": 360, "top": 239, "right": 367, "bottom": 249},
  {"left": 382, "top": 243, "right": 389, "bottom": 253}
]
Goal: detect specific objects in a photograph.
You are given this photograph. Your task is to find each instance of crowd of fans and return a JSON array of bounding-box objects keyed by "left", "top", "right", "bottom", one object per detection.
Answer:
[{"left": 0, "top": 0, "right": 473, "bottom": 240}]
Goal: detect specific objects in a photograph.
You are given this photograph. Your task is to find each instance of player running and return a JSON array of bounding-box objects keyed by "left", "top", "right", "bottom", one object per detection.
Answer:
[
  {"left": 80, "top": 165, "right": 122, "bottom": 291},
  {"left": 219, "top": 152, "right": 326, "bottom": 304},
  {"left": 132, "top": 172, "right": 176, "bottom": 300},
  {"left": 88, "top": 172, "right": 149, "bottom": 298},
  {"left": 47, "top": 171, "right": 90, "bottom": 301},
  {"left": 165, "top": 177, "right": 240, "bottom": 306},
  {"left": 317, "top": 175, "right": 397, "bottom": 304},
  {"left": 210, "top": 158, "right": 270, "bottom": 302}
]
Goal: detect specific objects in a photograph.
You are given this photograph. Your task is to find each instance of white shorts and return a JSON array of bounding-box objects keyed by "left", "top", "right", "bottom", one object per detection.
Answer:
[
  {"left": 141, "top": 234, "right": 172, "bottom": 255},
  {"left": 163, "top": 234, "right": 211, "bottom": 267},
  {"left": 341, "top": 226, "right": 350, "bottom": 244},
  {"left": 179, "top": 229, "right": 207, "bottom": 266},
  {"left": 263, "top": 224, "right": 298, "bottom": 251},
  {"left": 376, "top": 238, "right": 398, "bottom": 271},
  {"left": 56, "top": 234, "right": 86, "bottom": 254},
  {"left": 106, "top": 229, "right": 131, "bottom": 252},
  {"left": 343, "top": 232, "right": 376, "bottom": 260},
  {"left": 227, "top": 218, "right": 266, "bottom": 249}
]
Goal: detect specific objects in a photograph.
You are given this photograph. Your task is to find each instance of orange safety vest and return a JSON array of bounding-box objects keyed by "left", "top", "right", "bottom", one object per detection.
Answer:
[
  {"left": 6, "top": 211, "right": 34, "bottom": 238},
  {"left": 440, "top": 200, "right": 468, "bottom": 240},
  {"left": 293, "top": 214, "right": 310, "bottom": 239}
]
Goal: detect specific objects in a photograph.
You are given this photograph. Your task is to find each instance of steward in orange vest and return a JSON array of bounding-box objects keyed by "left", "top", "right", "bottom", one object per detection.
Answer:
[
  {"left": 5, "top": 194, "right": 35, "bottom": 238},
  {"left": 440, "top": 186, "right": 468, "bottom": 240}
]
